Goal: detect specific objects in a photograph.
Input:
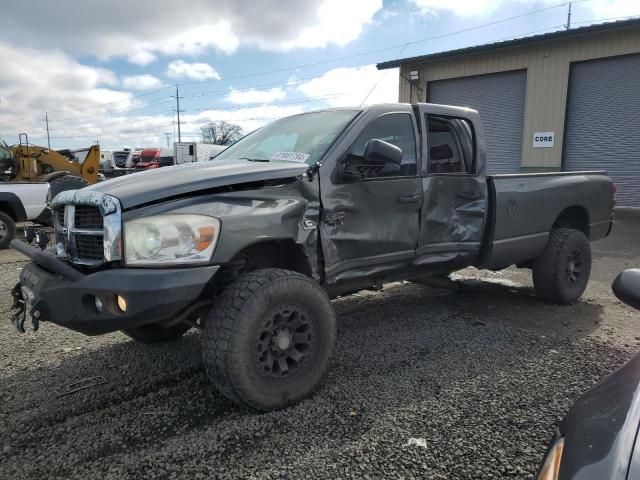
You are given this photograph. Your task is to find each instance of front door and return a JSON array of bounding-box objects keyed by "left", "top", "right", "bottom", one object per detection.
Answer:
[
  {"left": 415, "top": 104, "right": 488, "bottom": 268},
  {"left": 320, "top": 107, "right": 422, "bottom": 285}
]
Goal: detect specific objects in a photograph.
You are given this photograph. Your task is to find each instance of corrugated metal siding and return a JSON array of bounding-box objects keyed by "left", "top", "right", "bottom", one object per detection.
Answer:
[
  {"left": 428, "top": 70, "right": 526, "bottom": 174},
  {"left": 398, "top": 27, "right": 640, "bottom": 170},
  {"left": 563, "top": 54, "right": 640, "bottom": 207}
]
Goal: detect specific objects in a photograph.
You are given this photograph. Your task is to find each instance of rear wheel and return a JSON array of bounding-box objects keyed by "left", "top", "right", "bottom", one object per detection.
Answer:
[
  {"left": 0, "top": 211, "right": 16, "bottom": 249},
  {"left": 201, "top": 268, "right": 336, "bottom": 411},
  {"left": 532, "top": 228, "right": 591, "bottom": 304},
  {"left": 123, "top": 322, "right": 191, "bottom": 343},
  {"left": 47, "top": 175, "right": 89, "bottom": 203}
]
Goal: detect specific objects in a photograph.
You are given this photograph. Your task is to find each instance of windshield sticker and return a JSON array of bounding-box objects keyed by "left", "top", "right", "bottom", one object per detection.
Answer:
[{"left": 270, "top": 151, "right": 310, "bottom": 163}]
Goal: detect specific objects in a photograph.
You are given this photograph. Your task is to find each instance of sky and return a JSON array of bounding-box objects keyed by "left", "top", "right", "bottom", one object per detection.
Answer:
[{"left": 0, "top": 0, "right": 638, "bottom": 149}]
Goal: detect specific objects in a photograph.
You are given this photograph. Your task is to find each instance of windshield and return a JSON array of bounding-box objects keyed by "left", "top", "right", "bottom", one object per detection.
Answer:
[{"left": 214, "top": 110, "right": 359, "bottom": 166}]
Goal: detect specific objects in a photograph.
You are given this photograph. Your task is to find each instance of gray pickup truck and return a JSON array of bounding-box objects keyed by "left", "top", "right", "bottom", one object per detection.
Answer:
[{"left": 9, "top": 103, "right": 614, "bottom": 410}]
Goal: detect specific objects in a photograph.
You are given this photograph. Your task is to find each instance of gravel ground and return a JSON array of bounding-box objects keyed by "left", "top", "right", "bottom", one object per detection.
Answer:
[{"left": 1, "top": 213, "right": 639, "bottom": 479}]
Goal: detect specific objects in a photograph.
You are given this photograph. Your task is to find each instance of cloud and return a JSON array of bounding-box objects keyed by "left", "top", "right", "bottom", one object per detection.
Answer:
[
  {"left": 1, "top": 0, "right": 382, "bottom": 64},
  {"left": 410, "top": 0, "right": 640, "bottom": 18},
  {"left": 167, "top": 60, "right": 221, "bottom": 81},
  {"left": 298, "top": 64, "right": 399, "bottom": 107},
  {"left": 0, "top": 42, "right": 134, "bottom": 143},
  {"left": 225, "top": 87, "right": 286, "bottom": 105},
  {"left": 122, "top": 74, "right": 163, "bottom": 91},
  {"left": 585, "top": 0, "right": 640, "bottom": 18},
  {"left": 275, "top": 0, "right": 383, "bottom": 50},
  {"left": 410, "top": 0, "right": 499, "bottom": 17}
]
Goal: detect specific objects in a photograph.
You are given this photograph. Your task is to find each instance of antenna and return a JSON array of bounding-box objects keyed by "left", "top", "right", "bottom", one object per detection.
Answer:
[{"left": 565, "top": 2, "right": 572, "bottom": 29}]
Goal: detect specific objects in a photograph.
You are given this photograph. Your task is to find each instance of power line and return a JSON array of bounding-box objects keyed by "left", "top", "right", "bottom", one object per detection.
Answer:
[
  {"left": 360, "top": 43, "right": 409, "bottom": 107},
  {"left": 572, "top": 13, "right": 640, "bottom": 25},
  {"left": 179, "top": 0, "right": 579, "bottom": 86},
  {"left": 14, "top": 1, "right": 585, "bottom": 133},
  {"left": 28, "top": 0, "right": 588, "bottom": 127},
  {"left": 49, "top": 98, "right": 173, "bottom": 123},
  {"left": 45, "top": 85, "right": 174, "bottom": 114}
]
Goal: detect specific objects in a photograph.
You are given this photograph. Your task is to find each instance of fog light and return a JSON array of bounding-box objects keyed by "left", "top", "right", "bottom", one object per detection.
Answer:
[
  {"left": 116, "top": 295, "right": 127, "bottom": 312},
  {"left": 94, "top": 297, "right": 103, "bottom": 313}
]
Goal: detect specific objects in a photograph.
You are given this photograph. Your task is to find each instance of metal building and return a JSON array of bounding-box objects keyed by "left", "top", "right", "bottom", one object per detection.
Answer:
[{"left": 377, "top": 19, "right": 640, "bottom": 207}]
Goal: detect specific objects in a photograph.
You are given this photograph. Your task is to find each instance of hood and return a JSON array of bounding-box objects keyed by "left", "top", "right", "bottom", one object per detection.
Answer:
[{"left": 87, "top": 159, "right": 308, "bottom": 209}]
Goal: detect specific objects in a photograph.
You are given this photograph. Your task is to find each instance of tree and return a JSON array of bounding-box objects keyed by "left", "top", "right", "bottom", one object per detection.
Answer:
[{"left": 200, "top": 121, "right": 243, "bottom": 146}]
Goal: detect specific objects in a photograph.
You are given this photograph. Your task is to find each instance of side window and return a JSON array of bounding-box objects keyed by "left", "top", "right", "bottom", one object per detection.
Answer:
[
  {"left": 350, "top": 113, "right": 417, "bottom": 177},
  {"left": 427, "top": 116, "right": 475, "bottom": 175}
]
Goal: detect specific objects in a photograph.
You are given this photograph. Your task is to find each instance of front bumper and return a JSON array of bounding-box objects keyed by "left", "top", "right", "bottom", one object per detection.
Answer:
[{"left": 10, "top": 243, "right": 219, "bottom": 335}]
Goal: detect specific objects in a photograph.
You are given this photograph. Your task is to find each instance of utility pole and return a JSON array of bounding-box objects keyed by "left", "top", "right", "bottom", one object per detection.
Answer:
[
  {"left": 45, "top": 112, "right": 51, "bottom": 149},
  {"left": 172, "top": 85, "right": 183, "bottom": 142},
  {"left": 565, "top": 2, "right": 572, "bottom": 30},
  {"left": 164, "top": 132, "right": 172, "bottom": 147}
]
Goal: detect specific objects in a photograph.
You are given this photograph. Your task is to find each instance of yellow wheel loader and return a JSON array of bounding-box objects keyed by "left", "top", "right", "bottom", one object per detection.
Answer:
[{"left": 1, "top": 133, "right": 100, "bottom": 201}]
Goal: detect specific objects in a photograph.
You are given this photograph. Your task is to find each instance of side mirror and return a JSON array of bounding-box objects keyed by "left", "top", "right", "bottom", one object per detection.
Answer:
[
  {"left": 342, "top": 139, "right": 403, "bottom": 181},
  {"left": 430, "top": 143, "right": 453, "bottom": 161},
  {"left": 612, "top": 269, "right": 640, "bottom": 311},
  {"left": 363, "top": 139, "right": 403, "bottom": 165}
]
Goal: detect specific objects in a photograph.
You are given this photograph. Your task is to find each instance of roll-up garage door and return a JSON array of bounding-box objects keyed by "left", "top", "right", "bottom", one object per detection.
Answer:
[
  {"left": 563, "top": 54, "right": 640, "bottom": 207},
  {"left": 428, "top": 70, "right": 527, "bottom": 174}
]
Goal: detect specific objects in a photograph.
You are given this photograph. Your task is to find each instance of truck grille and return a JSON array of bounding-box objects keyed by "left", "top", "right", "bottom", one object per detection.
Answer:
[
  {"left": 113, "top": 152, "right": 129, "bottom": 168},
  {"left": 75, "top": 235, "right": 104, "bottom": 259},
  {"left": 54, "top": 205, "right": 105, "bottom": 264},
  {"left": 51, "top": 192, "right": 122, "bottom": 265},
  {"left": 74, "top": 206, "right": 103, "bottom": 229}
]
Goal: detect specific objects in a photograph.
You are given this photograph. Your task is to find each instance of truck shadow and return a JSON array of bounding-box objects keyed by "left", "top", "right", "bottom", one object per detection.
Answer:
[{"left": 0, "top": 277, "right": 613, "bottom": 479}]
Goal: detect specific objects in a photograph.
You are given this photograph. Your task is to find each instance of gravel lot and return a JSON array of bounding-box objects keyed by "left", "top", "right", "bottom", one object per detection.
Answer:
[{"left": 1, "top": 212, "right": 639, "bottom": 479}]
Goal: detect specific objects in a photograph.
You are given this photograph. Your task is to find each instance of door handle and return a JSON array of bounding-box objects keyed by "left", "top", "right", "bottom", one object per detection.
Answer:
[
  {"left": 457, "top": 191, "right": 479, "bottom": 200},
  {"left": 396, "top": 194, "right": 422, "bottom": 204}
]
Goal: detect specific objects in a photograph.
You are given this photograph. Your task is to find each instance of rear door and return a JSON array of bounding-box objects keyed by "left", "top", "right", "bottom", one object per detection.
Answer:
[
  {"left": 320, "top": 106, "right": 422, "bottom": 285},
  {"left": 415, "top": 104, "right": 488, "bottom": 267}
]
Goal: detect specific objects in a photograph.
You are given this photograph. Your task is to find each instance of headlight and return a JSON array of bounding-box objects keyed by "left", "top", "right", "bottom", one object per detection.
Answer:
[
  {"left": 537, "top": 436, "right": 564, "bottom": 480},
  {"left": 124, "top": 214, "right": 220, "bottom": 265}
]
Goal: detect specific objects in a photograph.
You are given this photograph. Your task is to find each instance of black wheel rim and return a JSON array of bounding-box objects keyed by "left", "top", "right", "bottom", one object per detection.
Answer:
[
  {"left": 0, "top": 220, "right": 7, "bottom": 240},
  {"left": 566, "top": 249, "right": 583, "bottom": 284},
  {"left": 255, "top": 305, "right": 315, "bottom": 380}
]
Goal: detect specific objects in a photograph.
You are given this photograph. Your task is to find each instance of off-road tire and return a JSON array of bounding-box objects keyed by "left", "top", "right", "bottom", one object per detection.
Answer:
[
  {"left": 0, "top": 211, "right": 16, "bottom": 249},
  {"left": 532, "top": 228, "right": 591, "bottom": 304},
  {"left": 123, "top": 322, "right": 191, "bottom": 343},
  {"left": 202, "top": 268, "right": 336, "bottom": 411},
  {"left": 47, "top": 175, "right": 90, "bottom": 203}
]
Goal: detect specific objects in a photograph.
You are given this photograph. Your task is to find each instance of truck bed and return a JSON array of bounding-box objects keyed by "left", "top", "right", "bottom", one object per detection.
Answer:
[{"left": 479, "top": 170, "right": 614, "bottom": 269}]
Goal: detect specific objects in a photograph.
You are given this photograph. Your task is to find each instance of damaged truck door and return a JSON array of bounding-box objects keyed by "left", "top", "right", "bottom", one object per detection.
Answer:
[
  {"left": 417, "top": 104, "right": 488, "bottom": 269},
  {"left": 320, "top": 106, "right": 423, "bottom": 286}
]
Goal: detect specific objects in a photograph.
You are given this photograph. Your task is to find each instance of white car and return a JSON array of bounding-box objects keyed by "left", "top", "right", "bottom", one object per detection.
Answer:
[{"left": 0, "top": 183, "right": 50, "bottom": 249}]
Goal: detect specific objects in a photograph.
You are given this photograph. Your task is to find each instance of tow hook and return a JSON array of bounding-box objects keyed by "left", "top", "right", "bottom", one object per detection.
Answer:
[{"left": 10, "top": 283, "right": 40, "bottom": 333}]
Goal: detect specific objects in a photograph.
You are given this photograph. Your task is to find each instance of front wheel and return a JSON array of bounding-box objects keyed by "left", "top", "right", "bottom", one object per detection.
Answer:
[
  {"left": 202, "top": 269, "right": 336, "bottom": 411},
  {"left": 532, "top": 228, "right": 592, "bottom": 304}
]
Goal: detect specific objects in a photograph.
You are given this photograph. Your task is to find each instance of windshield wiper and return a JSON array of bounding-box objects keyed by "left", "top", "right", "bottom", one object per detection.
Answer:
[{"left": 239, "top": 157, "right": 269, "bottom": 162}]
